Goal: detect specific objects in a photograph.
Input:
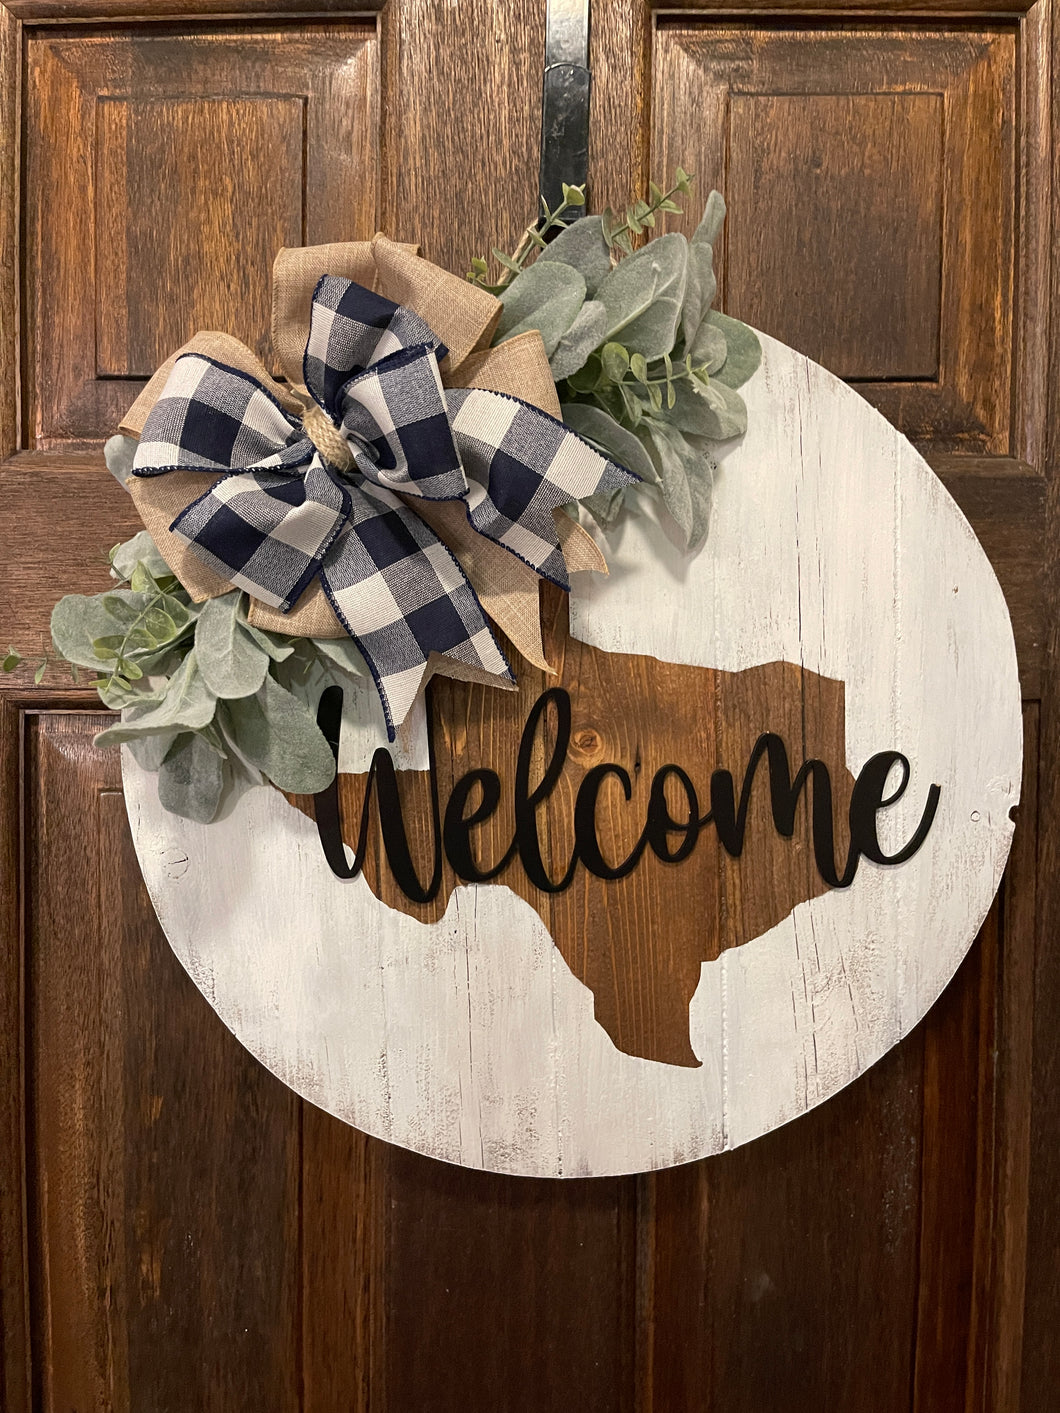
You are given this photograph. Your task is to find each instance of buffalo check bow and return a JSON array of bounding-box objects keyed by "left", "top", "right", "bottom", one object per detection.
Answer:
[{"left": 132, "top": 276, "right": 637, "bottom": 738}]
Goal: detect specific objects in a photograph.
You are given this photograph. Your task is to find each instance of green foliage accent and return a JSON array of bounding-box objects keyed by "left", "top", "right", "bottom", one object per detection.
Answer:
[
  {"left": 195, "top": 591, "right": 270, "bottom": 699},
  {"left": 707, "top": 310, "right": 763, "bottom": 390},
  {"left": 2, "top": 647, "right": 20, "bottom": 672},
  {"left": 538, "top": 218, "right": 612, "bottom": 297},
  {"left": 219, "top": 673, "right": 336, "bottom": 795},
  {"left": 638, "top": 421, "right": 717, "bottom": 551},
  {"left": 157, "top": 732, "right": 227, "bottom": 825},
  {"left": 481, "top": 171, "right": 762, "bottom": 547},
  {"left": 496, "top": 261, "right": 586, "bottom": 355},
  {"left": 29, "top": 530, "right": 359, "bottom": 822},
  {"left": 549, "top": 301, "right": 608, "bottom": 380},
  {"left": 466, "top": 183, "right": 588, "bottom": 291},
  {"left": 593, "top": 233, "right": 688, "bottom": 359},
  {"left": 93, "top": 650, "right": 217, "bottom": 745},
  {"left": 104, "top": 434, "right": 138, "bottom": 489},
  {"left": 110, "top": 529, "right": 174, "bottom": 583}
]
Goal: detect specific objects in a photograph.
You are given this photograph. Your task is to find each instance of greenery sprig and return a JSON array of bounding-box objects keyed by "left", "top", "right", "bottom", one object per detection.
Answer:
[{"left": 480, "top": 170, "right": 762, "bottom": 548}]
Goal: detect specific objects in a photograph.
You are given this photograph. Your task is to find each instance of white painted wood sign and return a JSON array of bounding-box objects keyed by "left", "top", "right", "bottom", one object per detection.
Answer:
[{"left": 124, "top": 333, "right": 1022, "bottom": 1177}]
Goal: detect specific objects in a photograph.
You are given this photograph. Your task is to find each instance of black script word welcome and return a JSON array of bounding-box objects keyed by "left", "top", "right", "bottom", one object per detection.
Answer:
[{"left": 312, "top": 685, "right": 941, "bottom": 903}]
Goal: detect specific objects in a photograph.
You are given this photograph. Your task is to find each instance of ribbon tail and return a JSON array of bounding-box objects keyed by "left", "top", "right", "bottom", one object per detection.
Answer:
[
  {"left": 319, "top": 482, "right": 514, "bottom": 740},
  {"left": 446, "top": 387, "right": 639, "bottom": 588},
  {"left": 412, "top": 498, "right": 553, "bottom": 673}
]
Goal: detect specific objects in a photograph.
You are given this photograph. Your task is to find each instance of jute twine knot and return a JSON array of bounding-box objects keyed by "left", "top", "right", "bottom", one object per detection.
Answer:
[{"left": 302, "top": 401, "right": 357, "bottom": 473}]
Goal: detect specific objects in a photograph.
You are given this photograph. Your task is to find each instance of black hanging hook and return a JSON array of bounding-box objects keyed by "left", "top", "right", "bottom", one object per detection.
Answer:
[{"left": 539, "top": 0, "right": 591, "bottom": 236}]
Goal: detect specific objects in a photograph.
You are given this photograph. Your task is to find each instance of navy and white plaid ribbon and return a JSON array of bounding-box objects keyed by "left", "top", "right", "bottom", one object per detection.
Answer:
[{"left": 132, "top": 276, "right": 637, "bottom": 737}]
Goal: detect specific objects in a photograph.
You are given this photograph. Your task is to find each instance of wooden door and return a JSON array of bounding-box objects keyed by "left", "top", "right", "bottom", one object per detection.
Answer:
[{"left": 1, "top": 0, "right": 1056, "bottom": 1408}]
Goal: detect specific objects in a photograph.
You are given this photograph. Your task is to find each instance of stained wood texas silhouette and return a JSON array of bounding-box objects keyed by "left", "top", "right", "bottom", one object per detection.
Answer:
[{"left": 294, "top": 593, "right": 864, "bottom": 1069}]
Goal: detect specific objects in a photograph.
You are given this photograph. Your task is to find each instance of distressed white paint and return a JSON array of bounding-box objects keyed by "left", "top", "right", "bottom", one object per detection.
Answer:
[{"left": 124, "top": 333, "right": 1022, "bottom": 1177}]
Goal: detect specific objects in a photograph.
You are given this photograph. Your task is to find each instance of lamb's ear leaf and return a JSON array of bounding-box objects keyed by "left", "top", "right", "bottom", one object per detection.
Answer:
[
  {"left": 157, "top": 732, "right": 226, "bottom": 823},
  {"left": 708, "top": 311, "right": 762, "bottom": 389},
  {"left": 560, "top": 402, "right": 660, "bottom": 485},
  {"left": 93, "top": 651, "right": 216, "bottom": 745},
  {"left": 312, "top": 635, "right": 368, "bottom": 681},
  {"left": 549, "top": 301, "right": 608, "bottom": 380},
  {"left": 687, "top": 318, "right": 727, "bottom": 374},
  {"left": 496, "top": 261, "right": 586, "bottom": 355},
  {"left": 109, "top": 529, "right": 173, "bottom": 582},
  {"left": 220, "top": 673, "right": 336, "bottom": 795},
  {"left": 665, "top": 378, "right": 747, "bottom": 441},
  {"left": 104, "top": 434, "right": 139, "bottom": 490},
  {"left": 237, "top": 606, "right": 296, "bottom": 662},
  {"left": 195, "top": 592, "right": 270, "bottom": 699},
  {"left": 692, "top": 189, "right": 727, "bottom": 251},
  {"left": 638, "top": 420, "right": 716, "bottom": 551},
  {"left": 125, "top": 729, "right": 182, "bottom": 773},
  {"left": 581, "top": 485, "right": 629, "bottom": 531},
  {"left": 593, "top": 233, "right": 688, "bottom": 360},
  {"left": 537, "top": 215, "right": 612, "bottom": 296},
  {"left": 680, "top": 242, "right": 717, "bottom": 354}
]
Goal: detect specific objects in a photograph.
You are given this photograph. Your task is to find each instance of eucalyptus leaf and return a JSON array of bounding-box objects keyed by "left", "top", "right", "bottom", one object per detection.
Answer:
[
  {"left": 93, "top": 650, "right": 217, "bottom": 746},
  {"left": 98, "top": 590, "right": 191, "bottom": 648},
  {"left": 709, "top": 311, "right": 763, "bottom": 389},
  {"left": 220, "top": 673, "right": 336, "bottom": 794},
  {"left": 157, "top": 732, "right": 226, "bottom": 824},
  {"left": 104, "top": 434, "right": 138, "bottom": 490},
  {"left": 195, "top": 592, "right": 270, "bottom": 699},
  {"left": 496, "top": 261, "right": 586, "bottom": 355},
  {"left": 109, "top": 530, "right": 173, "bottom": 584},
  {"left": 52, "top": 594, "right": 134, "bottom": 669},
  {"left": 639, "top": 420, "right": 715, "bottom": 550},
  {"left": 594, "top": 233, "right": 688, "bottom": 360},
  {"left": 549, "top": 301, "right": 608, "bottom": 380},
  {"left": 564, "top": 352, "right": 604, "bottom": 395},
  {"left": 537, "top": 215, "right": 613, "bottom": 296},
  {"left": 560, "top": 403, "right": 660, "bottom": 485}
]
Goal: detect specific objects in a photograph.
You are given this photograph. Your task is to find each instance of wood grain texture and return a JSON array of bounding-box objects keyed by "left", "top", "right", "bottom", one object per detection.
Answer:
[
  {"left": 24, "top": 711, "right": 302, "bottom": 1411},
  {"left": 9, "top": 0, "right": 384, "bottom": 14},
  {"left": 301, "top": 1113, "right": 386, "bottom": 1413},
  {"left": 296, "top": 643, "right": 852, "bottom": 1068},
  {"left": 588, "top": 0, "right": 650, "bottom": 212},
  {"left": 643, "top": 1034, "right": 923, "bottom": 1412},
  {"left": 652, "top": 21, "right": 1019, "bottom": 457},
  {"left": 379, "top": 0, "right": 544, "bottom": 276},
  {"left": 383, "top": 1149, "right": 636, "bottom": 1413},
  {"left": 1020, "top": 0, "right": 1060, "bottom": 1397},
  {"left": 95, "top": 95, "right": 307, "bottom": 377},
  {"left": 986, "top": 703, "right": 1039, "bottom": 1412},
  {"left": 1, "top": 0, "right": 1053, "bottom": 1405},
  {"left": 0, "top": 457, "right": 143, "bottom": 682},
  {"left": 24, "top": 22, "right": 378, "bottom": 448},
  {"left": 0, "top": 693, "right": 30, "bottom": 1413},
  {"left": 727, "top": 91, "right": 944, "bottom": 380},
  {"left": 0, "top": 2, "right": 19, "bottom": 460}
]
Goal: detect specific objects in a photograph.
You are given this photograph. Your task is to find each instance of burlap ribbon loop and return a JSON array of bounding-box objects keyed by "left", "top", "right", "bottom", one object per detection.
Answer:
[{"left": 125, "top": 236, "right": 625, "bottom": 729}]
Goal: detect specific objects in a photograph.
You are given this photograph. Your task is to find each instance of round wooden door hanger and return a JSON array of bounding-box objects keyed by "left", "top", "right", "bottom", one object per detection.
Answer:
[{"left": 126, "top": 332, "right": 1022, "bottom": 1178}]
